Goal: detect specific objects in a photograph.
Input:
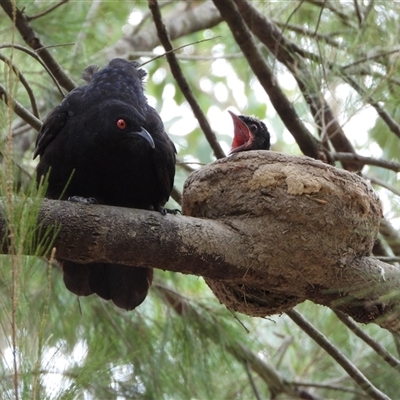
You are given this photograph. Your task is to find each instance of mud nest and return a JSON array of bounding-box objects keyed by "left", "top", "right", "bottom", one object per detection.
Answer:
[{"left": 182, "top": 151, "right": 382, "bottom": 316}]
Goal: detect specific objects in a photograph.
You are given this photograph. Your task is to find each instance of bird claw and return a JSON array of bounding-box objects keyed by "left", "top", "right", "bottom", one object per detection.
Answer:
[
  {"left": 68, "top": 196, "right": 98, "bottom": 204},
  {"left": 150, "top": 205, "right": 181, "bottom": 215},
  {"left": 163, "top": 208, "right": 181, "bottom": 215}
]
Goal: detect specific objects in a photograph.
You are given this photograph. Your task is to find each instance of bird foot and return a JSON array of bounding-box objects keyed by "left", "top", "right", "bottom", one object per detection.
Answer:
[
  {"left": 150, "top": 205, "right": 181, "bottom": 215},
  {"left": 163, "top": 208, "right": 181, "bottom": 215},
  {"left": 68, "top": 196, "right": 98, "bottom": 204}
]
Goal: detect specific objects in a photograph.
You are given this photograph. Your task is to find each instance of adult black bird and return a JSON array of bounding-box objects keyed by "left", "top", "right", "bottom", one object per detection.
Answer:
[
  {"left": 228, "top": 111, "right": 271, "bottom": 153},
  {"left": 34, "top": 58, "right": 176, "bottom": 311}
]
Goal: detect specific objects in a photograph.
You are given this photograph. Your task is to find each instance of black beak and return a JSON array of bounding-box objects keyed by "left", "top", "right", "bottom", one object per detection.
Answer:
[{"left": 135, "top": 127, "right": 155, "bottom": 149}]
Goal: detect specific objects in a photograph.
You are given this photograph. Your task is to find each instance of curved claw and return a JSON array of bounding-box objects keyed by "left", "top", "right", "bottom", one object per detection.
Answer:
[
  {"left": 150, "top": 205, "right": 181, "bottom": 215},
  {"left": 163, "top": 208, "right": 181, "bottom": 215}
]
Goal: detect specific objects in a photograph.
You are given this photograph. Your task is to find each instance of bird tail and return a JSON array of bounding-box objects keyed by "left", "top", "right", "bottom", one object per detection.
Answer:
[{"left": 61, "top": 260, "right": 153, "bottom": 310}]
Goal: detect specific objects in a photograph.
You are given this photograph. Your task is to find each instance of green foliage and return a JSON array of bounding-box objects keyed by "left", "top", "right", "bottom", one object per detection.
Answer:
[{"left": 1, "top": 0, "right": 400, "bottom": 399}]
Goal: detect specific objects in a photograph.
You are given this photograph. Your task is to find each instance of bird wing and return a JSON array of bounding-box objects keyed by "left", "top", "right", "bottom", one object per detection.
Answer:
[
  {"left": 33, "top": 104, "right": 69, "bottom": 159},
  {"left": 153, "top": 135, "right": 176, "bottom": 205},
  {"left": 147, "top": 107, "right": 176, "bottom": 205},
  {"left": 34, "top": 88, "right": 84, "bottom": 159}
]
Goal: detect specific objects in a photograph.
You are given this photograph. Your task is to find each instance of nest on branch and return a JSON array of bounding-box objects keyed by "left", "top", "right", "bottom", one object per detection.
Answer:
[{"left": 182, "top": 151, "right": 384, "bottom": 319}]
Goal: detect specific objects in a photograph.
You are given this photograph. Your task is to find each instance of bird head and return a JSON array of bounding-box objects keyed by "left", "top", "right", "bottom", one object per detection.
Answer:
[
  {"left": 228, "top": 111, "right": 271, "bottom": 154},
  {"left": 86, "top": 100, "right": 155, "bottom": 149}
]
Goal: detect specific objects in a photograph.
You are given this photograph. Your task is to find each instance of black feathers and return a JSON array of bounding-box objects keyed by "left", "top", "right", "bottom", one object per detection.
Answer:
[{"left": 35, "top": 58, "right": 176, "bottom": 310}]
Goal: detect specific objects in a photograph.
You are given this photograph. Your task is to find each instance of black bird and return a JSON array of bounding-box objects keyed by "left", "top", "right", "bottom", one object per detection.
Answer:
[
  {"left": 228, "top": 111, "right": 271, "bottom": 153},
  {"left": 34, "top": 58, "right": 176, "bottom": 311}
]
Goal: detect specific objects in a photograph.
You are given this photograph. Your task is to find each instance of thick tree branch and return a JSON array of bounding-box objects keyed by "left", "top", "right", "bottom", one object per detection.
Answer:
[
  {"left": 1, "top": 152, "right": 400, "bottom": 333},
  {"left": 0, "top": 198, "right": 398, "bottom": 330},
  {"left": 1, "top": 199, "right": 246, "bottom": 280}
]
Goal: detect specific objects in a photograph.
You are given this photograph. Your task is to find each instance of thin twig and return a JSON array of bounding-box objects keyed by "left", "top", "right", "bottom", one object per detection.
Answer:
[
  {"left": 353, "top": 0, "right": 363, "bottom": 26},
  {"left": 0, "top": 0, "right": 76, "bottom": 91},
  {"left": 286, "top": 309, "right": 390, "bottom": 400},
  {"left": 274, "top": 20, "right": 343, "bottom": 48},
  {"left": 0, "top": 53, "right": 40, "bottom": 118},
  {"left": 244, "top": 361, "right": 263, "bottom": 400},
  {"left": 334, "top": 310, "right": 400, "bottom": 370},
  {"left": 139, "top": 37, "right": 220, "bottom": 67},
  {"left": 343, "top": 48, "right": 400, "bottom": 71},
  {"left": 0, "top": 44, "right": 66, "bottom": 97},
  {"left": 363, "top": 0, "right": 375, "bottom": 25},
  {"left": 0, "top": 83, "right": 42, "bottom": 131},
  {"left": 34, "top": 43, "right": 75, "bottom": 51},
  {"left": 304, "top": 0, "right": 357, "bottom": 28},
  {"left": 12, "top": 122, "right": 32, "bottom": 137},
  {"left": 341, "top": 74, "right": 400, "bottom": 140},
  {"left": 313, "top": 0, "right": 332, "bottom": 150},
  {"left": 26, "top": 0, "right": 69, "bottom": 21},
  {"left": 292, "top": 380, "right": 369, "bottom": 398},
  {"left": 0, "top": 147, "right": 34, "bottom": 180},
  {"left": 132, "top": 50, "right": 243, "bottom": 61},
  {"left": 367, "top": 175, "right": 400, "bottom": 197},
  {"left": 147, "top": 0, "right": 225, "bottom": 159},
  {"left": 274, "top": 334, "right": 293, "bottom": 369},
  {"left": 332, "top": 152, "right": 400, "bottom": 172}
]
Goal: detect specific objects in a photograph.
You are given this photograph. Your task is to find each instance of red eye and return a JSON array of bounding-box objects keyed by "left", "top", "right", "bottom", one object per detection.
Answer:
[{"left": 117, "top": 119, "right": 127, "bottom": 129}]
